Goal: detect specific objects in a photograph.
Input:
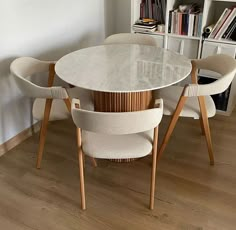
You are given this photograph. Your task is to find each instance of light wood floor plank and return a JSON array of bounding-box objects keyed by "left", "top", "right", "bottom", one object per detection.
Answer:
[{"left": 0, "top": 109, "right": 236, "bottom": 229}]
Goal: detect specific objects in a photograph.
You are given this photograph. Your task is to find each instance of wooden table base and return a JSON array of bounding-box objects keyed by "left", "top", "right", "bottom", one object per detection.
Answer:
[
  {"left": 94, "top": 91, "right": 153, "bottom": 162},
  {"left": 94, "top": 91, "right": 153, "bottom": 112}
]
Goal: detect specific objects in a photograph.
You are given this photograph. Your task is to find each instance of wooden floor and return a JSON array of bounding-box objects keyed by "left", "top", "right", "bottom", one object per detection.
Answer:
[{"left": 0, "top": 109, "right": 236, "bottom": 230}]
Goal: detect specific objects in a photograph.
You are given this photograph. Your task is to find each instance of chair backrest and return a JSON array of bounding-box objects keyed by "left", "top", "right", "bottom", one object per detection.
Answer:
[
  {"left": 184, "top": 54, "right": 236, "bottom": 97},
  {"left": 71, "top": 98, "right": 163, "bottom": 135},
  {"left": 104, "top": 33, "right": 157, "bottom": 46},
  {"left": 10, "top": 57, "right": 68, "bottom": 99}
]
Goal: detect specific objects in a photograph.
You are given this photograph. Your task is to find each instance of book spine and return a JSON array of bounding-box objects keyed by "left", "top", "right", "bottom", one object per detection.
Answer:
[
  {"left": 229, "top": 25, "right": 236, "bottom": 41},
  {"left": 181, "top": 14, "right": 186, "bottom": 35},
  {"left": 209, "top": 8, "right": 231, "bottom": 38},
  {"left": 194, "top": 14, "right": 199, "bottom": 37},
  {"left": 140, "top": 2, "right": 145, "bottom": 19},
  {"left": 179, "top": 13, "right": 182, "bottom": 35},
  {"left": 188, "top": 14, "right": 193, "bottom": 36},
  {"left": 175, "top": 12, "right": 178, "bottom": 34},
  {"left": 148, "top": 0, "right": 153, "bottom": 18},
  {"left": 214, "top": 8, "right": 234, "bottom": 39},
  {"left": 197, "top": 13, "right": 203, "bottom": 37},
  {"left": 222, "top": 15, "right": 236, "bottom": 39},
  {"left": 185, "top": 14, "right": 189, "bottom": 35},
  {"left": 209, "top": 9, "right": 228, "bottom": 38},
  {"left": 145, "top": 0, "right": 149, "bottom": 18},
  {"left": 168, "top": 10, "right": 172, "bottom": 33}
]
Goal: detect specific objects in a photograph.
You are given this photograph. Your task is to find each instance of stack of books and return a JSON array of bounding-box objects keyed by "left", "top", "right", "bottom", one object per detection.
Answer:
[
  {"left": 139, "top": 0, "right": 166, "bottom": 24},
  {"left": 208, "top": 7, "right": 236, "bottom": 41},
  {"left": 168, "top": 3, "right": 203, "bottom": 37},
  {"left": 133, "top": 19, "right": 157, "bottom": 33}
]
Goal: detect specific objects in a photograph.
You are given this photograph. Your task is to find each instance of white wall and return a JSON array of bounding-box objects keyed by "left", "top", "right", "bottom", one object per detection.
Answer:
[
  {"left": 0, "top": 0, "right": 108, "bottom": 144},
  {"left": 114, "top": 0, "right": 131, "bottom": 33}
]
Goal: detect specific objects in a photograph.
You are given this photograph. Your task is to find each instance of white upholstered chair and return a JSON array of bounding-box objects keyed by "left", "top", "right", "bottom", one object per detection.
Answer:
[
  {"left": 104, "top": 33, "right": 157, "bottom": 46},
  {"left": 156, "top": 54, "right": 236, "bottom": 165},
  {"left": 71, "top": 98, "right": 163, "bottom": 210},
  {"left": 10, "top": 57, "right": 94, "bottom": 169}
]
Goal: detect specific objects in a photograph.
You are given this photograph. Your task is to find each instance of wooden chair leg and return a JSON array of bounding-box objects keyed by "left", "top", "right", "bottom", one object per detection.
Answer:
[
  {"left": 157, "top": 96, "right": 187, "bottom": 162},
  {"left": 36, "top": 98, "right": 53, "bottom": 169},
  {"left": 89, "top": 157, "right": 97, "bottom": 167},
  {"left": 77, "top": 128, "right": 86, "bottom": 210},
  {"left": 64, "top": 98, "right": 71, "bottom": 112},
  {"left": 190, "top": 62, "right": 205, "bottom": 136},
  {"left": 199, "top": 118, "right": 205, "bottom": 135},
  {"left": 198, "top": 96, "right": 214, "bottom": 165},
  {"left": 78, "top": 147, "right": 86, "bottom": 210},
  {"left": 72, "top": 99, "right": 96, "bottom": 168},
  {"left": 150, "top": 127, "right": 158, "bottom": 210}
]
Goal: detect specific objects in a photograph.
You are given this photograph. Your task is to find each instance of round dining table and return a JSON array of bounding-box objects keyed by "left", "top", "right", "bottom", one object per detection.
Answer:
[{"left": 55, "top": 44, "right": 192, "bottom": 113}]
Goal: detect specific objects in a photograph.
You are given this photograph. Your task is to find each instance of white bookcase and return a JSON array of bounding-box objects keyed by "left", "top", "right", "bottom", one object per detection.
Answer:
[{"left": 130, "top": 0, "right": 236, "bottom": 115}]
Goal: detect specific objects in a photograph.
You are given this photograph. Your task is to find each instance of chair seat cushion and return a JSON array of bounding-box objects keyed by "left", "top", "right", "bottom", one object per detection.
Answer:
[
  {"left": 82, "top": 130, "right": 154, "bottom": 159},
  {"left": 157, "top": 86, "right": 216, "bottom": 119},
  {"left": 33, "top": 99, "right": 70, "bottom": 121}
]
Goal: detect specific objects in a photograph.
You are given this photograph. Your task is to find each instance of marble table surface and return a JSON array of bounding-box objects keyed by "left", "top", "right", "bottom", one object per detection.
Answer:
[{"left": 55, "top": 44, "right": 192, "bottom": 93}]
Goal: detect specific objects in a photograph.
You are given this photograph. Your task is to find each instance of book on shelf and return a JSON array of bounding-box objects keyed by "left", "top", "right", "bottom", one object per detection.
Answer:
[
  {"left": 208, "top": 8, "right": 231, "bottom": 39},
  {"left": 133, "top": 18, "right": 157, "bottom": 33},
  {"left": 215, "top": 7, "right": 236, "bottom": 40},
  {"left": 208, "top": 6, "right": 236, "bottom": 41},
  {"left": 139, "top": 0, "right": 166, "bottom": 24},
  {"left": 222, "top": 16, "right": 236, "bottom": 39},
  {"left": 168, "top": 4, "right": 203, "bottom": 37}
]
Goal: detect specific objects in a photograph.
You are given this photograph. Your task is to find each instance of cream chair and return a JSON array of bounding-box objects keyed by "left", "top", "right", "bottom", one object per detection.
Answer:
[
  {"left": 156, "top": 54, "right": 236, "bottom": 165},
  {"left": 10, "top": 57, "right": 94, "bottom": 169},
  {"left": 104, "top": 33, "right": 157, "bottom": 46},
  {"left": 71, "top": 98, "right": 163, "bottom": 210}
]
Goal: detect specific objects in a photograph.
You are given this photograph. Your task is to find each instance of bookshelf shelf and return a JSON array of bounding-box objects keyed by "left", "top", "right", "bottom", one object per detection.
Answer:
[
  {"left": 168, "top": 33, "right": 201, "bottom": 40},
  {"left": 135, "top": 31, "right": 165, "bottom": 36},
  {"left": 205, "top": 38, "right": 236, "bottom": 45},
  {"left": 212, "top": 0, "right": 236, "bottom": 2},
  {"left": 130, "top": 0, "right": 236, "bottom": 116}
]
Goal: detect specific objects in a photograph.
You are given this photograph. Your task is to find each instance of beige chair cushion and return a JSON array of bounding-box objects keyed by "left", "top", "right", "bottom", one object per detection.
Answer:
[
  {"left": 33, "top": 98, "right": 70, "bottom": 121},
  {"left": 82, "top": 130, "right": 153, "bottom": 159},
  {"left": 157, "top": 86, "right": 216, "bottom": 119}
]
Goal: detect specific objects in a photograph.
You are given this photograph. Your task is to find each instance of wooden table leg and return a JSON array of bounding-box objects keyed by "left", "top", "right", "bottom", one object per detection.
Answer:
[{"left": 94, "top": 91, "right": 153, "bottom": 162}]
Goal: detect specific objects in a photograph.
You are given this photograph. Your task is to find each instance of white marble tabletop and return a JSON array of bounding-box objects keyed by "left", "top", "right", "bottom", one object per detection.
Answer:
[{"left": 55, "top": 44, "right": 192, "bottom": 93}]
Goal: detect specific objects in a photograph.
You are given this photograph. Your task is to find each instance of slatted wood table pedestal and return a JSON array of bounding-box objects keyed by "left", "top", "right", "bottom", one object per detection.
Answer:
[{"left": 94, "top": 91, "right": 153, "bottom": 112}]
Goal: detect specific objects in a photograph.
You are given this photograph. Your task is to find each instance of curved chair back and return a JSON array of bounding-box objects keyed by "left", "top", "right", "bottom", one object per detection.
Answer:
[
  {"left": 10, "top": 57, "right": 68, "bottom": 99},
  {"left": 72, "top": 99, "right": 163, "bottom": 135},
  {"left": 184, "top": 54, "right": 236, "bottom": 97},
  {"left": 104, "top": 33, "right": 157, "bottom": 46}
]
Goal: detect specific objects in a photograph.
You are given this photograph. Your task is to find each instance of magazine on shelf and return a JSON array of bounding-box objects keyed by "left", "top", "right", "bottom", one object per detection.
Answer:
[
  {"left": 208, "top": 8, "right": 230, "bottom": 39},
  {"left": 215, "top": 7, "right": 236, "bottom": 39},
  {"left": 222, "top": 16, "right": 236, "bottom": 39}
]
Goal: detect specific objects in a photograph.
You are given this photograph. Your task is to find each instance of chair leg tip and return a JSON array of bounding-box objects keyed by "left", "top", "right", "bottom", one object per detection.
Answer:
[
  {"left": 36, "top": 163, "right": 41, "bottom": 169},
  {"left": 210, "top": 161, "right": 214, "bottom": 166}
]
